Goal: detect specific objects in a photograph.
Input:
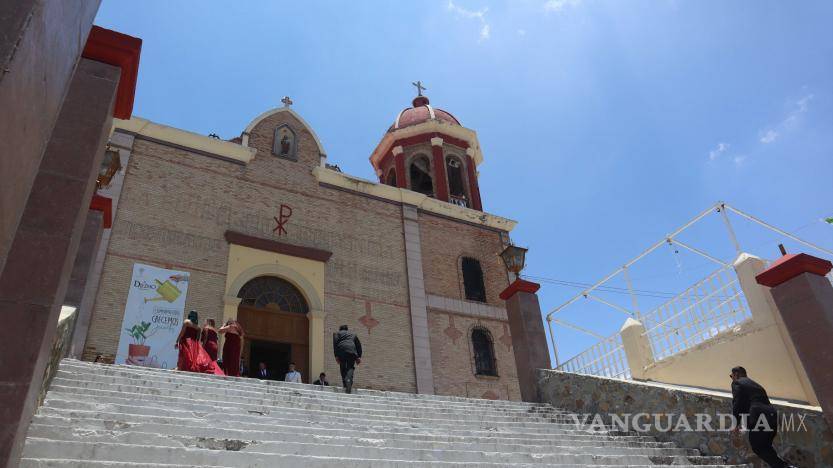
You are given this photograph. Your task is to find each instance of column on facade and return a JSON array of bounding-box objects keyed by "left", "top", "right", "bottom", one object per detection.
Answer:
[
  {"left": 734, "top": 253, "right": 818, "bottom": 405},
  {"left": 69, "top": 131, "right": 135, "bottom": 359},
  {"left": 0, "top": 58, "right": 120, "bottom": 467},
  {"left": 308, "top": 308, "right": 327, "bottom": 381},
  {"left": 465, "top": 149, "right": 482, "bottom": 211},
  {"left": 393, "top": 146, "right": 407, "bottom": 189},
  {"left": 430, "top": 137, "right": 449, "bottom": 202},
  {"left": 402, "top": 205, "right": 435, "bottom": 394},
  {"left": 756, "top": 253, "right": 833, "bottom": 429},
  {"left": 500, "top": 279, "right": 550, "bottom": 402}
]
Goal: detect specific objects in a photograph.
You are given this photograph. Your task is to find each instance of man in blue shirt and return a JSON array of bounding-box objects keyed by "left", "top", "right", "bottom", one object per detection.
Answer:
[{"left": 284, "top": 362, "right": 302, "bottom": 383}]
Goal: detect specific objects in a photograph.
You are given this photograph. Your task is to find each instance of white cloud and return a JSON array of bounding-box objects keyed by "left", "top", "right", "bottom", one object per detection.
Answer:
[
  {"left": 517, "top": 29, "right": 527, "bottom": 37},
  {"left": 759, "top": 93, "right": 813, "bottom": 144},
  {"left": 708, "top": 142, "right": 729, "bottom": 161},
  {"left": 544, "top": 0, "right": 582, "bottom": 12},
  {"left": 760, "top": 129, "right": 778, "bottom": 144},
  {"left": 733, "top": 155, "right": 747, "bottom": 167},
  {"left": 447, "top": 1, "right": 490, "bottom": 41}
]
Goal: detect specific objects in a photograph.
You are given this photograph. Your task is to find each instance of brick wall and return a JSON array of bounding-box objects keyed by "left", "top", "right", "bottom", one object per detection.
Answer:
[
  {"left": 83, "top": 109, "right": 515, "bottom": 397},
  {"left": 428, "top": 310, "right": 521, "bottom": 401},
  {"left": 419, "top": 212, "right": 509, "bottom": 306}
]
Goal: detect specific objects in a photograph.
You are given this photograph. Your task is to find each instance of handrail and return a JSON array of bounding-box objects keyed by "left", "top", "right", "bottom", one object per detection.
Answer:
[{"left": 641, "top": 279, "right": 739, "bottom": 335}]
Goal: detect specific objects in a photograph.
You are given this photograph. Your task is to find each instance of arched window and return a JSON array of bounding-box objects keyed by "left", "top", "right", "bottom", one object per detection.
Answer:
[
  {"left": 386, "top": 168, "right": 397, "bottom": 187},
  {"left": 409, "top": 155, "right": 434, "bottom": 196},
  {"left": 237, "top": 276, "right": 309, "bottom": 314},
  {"left": 446, "top": 156, "right": 467, "bottom": 200},
  {"left": 472, "top": 327, "right": 497, "bottom": 376},
  {"left": 462, "top": 257, "right": 486, "bottom": 302}
]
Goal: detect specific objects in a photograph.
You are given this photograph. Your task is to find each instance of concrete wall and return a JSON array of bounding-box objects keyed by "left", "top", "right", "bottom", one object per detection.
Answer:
[
  {"left": 643, "top": 321, "right": 814, "bottom": 403},
  {"left": 622, "top": 254, "right": 818, "bottom": 404},
  {"left": 0, "top": 0, "right": 100, "bottom": 273},
  {"left": 537, "top": 369, "right": 833, "bottom": 468}
]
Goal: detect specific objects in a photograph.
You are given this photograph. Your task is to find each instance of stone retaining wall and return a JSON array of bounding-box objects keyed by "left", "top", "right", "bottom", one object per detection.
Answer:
[
  {"left": 537, "top": 369, "right": 833, "bottom": 467},
  {"left": 38, "top": 308, "right": 78, "bottom": 407}
]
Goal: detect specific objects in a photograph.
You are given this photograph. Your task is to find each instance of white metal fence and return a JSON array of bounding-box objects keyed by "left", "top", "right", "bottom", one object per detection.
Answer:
[
  {"left": 639, "top": 264, "right": 751, "bottom": 361},
  {"left": 546, "top": 202, "right": 833, "bottom": 380},
  {"left": 556, "top": 332, "right": 631, "bottom": 379}
]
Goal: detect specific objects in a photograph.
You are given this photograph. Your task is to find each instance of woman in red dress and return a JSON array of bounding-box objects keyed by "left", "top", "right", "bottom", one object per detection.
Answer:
[
  {"left": 201, "top": 318, "right": 219, "bottom": 362},
  {"left": 175, "top": 311, "right": 224, "bottom": 375},
  {"left": 219, "top": 319, "right": 244, "bottom": 377}
]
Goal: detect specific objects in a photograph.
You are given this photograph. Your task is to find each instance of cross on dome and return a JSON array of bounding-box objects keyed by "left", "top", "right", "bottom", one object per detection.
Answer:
[
  {"left": 281, "top": 96, "right": 293, "bottom": 107},
  {"left": 411, "top": 81, "right": 427, "bottom": 96}
]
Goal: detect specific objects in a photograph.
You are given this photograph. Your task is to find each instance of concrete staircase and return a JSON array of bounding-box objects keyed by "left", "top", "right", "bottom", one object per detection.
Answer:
[{"left": 21, "top": 359, "right": 744, "bottom": 467}]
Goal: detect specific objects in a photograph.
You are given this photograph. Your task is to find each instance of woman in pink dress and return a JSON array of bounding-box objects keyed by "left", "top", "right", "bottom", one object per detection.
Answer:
[
  {"left": 219, "top": 319, "right": 244, "bottom": 377},
  {"left": 201, "top": 318, "right": 219, "bottom": 362},
  {"left": 175, "top": 311, "right": 224, "bottom": 375}
]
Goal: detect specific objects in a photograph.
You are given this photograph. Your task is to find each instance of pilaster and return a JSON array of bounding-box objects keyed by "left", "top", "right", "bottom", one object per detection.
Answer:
[{"left": 402, "top": 205, "right": 435, "bottom": 394}]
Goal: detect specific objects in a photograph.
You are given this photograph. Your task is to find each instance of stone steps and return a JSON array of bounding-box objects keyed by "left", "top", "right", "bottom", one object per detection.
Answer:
[
  {"left": 45, "top": 378, "right": 578, "bottom": 425},
  {"left": 21, "top": 359, "right": 745, "bottom": 467},
  {"left": 26, "top": 420, "right": 679, "bottom": 452},
  {"left": 21, "top": 439, "right": 733, "bottom": 467},
  {"left": 54, "top": 360, "right": 547, "bottom": 407},
  {"left": 41, "top": 388, "right": 608, "bottom": 434}
]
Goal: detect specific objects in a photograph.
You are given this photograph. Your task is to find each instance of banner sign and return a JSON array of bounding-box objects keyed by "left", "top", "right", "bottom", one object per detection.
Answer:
[{"left": 115, "top": 263, "right": 190, "bottom": 369}]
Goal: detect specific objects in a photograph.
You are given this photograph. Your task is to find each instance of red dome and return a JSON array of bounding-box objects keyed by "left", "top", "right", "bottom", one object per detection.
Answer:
[{"left": 389, "top": 95, "right": 461, "bottom": 132}]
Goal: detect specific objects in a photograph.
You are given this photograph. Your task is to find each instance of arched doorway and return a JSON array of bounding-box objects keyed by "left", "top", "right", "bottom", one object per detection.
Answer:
[{"left": 236, "top": 276, "right": 310, "bottom": 383}]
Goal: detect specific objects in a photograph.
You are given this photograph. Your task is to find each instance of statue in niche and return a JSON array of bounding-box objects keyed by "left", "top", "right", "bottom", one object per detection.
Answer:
[
  {"left": 273, "top": 124, "right": 297, "bottom": 160},
  {"left": 280, "top": 135, "right": 291, "bottom": 156}
]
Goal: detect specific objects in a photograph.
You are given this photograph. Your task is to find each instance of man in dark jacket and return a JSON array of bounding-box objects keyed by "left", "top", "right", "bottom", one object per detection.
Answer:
[
  {"left": 333, "top": 325, "right": 362, "bottom": 393},
  {"left": 730, "top": 366, "right": 794, "bottom": 468}
]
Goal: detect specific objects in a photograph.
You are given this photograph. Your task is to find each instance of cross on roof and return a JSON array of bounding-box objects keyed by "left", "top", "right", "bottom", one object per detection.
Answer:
[
  {"left": 281, "top": 96, "right": 293, "bottom": 107},
  {"left": 411, "top": 81, "right": 427, "bottom": 96}
]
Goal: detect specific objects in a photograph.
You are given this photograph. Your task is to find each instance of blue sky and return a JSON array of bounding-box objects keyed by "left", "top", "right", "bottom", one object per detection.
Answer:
[{"left": 95, "top": 1, "right": 833, "bottom": 364}]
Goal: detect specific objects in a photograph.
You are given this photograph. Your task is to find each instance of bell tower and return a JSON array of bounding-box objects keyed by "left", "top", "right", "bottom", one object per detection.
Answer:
[{"left": 369, "top": 85, "right": 485, "bottom": 211}]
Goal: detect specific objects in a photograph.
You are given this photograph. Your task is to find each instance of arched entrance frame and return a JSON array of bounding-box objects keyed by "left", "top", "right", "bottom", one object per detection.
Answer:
[{"left": 223, "top": 244, "right": 327, "bottom": 380}]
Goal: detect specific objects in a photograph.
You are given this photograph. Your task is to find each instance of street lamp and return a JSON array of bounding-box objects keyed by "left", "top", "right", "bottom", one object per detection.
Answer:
[
  {"left": 96, "top": 147, "right": 122, "bottom": 190},
  {"left": 499, "top": 244, "right": 528, "bottom": 276}
]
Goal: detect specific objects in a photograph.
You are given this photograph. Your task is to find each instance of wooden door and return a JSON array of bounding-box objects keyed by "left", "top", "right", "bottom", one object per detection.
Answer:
[{"left": 237, "top": 305, "right": 309, "bottom": 382}]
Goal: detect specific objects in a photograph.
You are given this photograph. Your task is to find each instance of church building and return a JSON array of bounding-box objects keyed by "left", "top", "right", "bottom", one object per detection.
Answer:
[{"left": 80, "top": 88, "right": 524, "bottom": 400}]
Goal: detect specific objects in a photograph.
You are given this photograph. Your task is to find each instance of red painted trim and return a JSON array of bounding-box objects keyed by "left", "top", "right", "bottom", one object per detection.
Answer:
[
  {"left": 440, "top": 134, "right": 470, "bottom": 150},
  {"left": 395, "top": 153, "right": 407, "bottom": 189},
  {"left": 224, "top": 230, "right": 332, "bottom": 262},
  {"left": 500, "top": 279, "right": 541, "bottom": 300},
  {"left": 89, "top": 194, "right": 112, "bottom": 229},
  {"left": 755, "top": 253, "right": 833, "bottom": 287},
  {"left": 378, "top": 152, "right": 393, "bottom": 175},
  {"left": 466, "top": 154, "right": 482, "bottom": 211},
  {"left": 82, "top": 25, "right": 142, "bottom": 119},
  {"left": 393, "top": 132, "right": 470, "bottom": 150},
  {"left": 432, "top": 145, "right": 449, "bottom": 202}
]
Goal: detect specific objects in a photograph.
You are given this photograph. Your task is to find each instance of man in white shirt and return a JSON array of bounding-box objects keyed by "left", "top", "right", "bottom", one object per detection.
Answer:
[{"left": 284, "top": 362, "right": 302, "bottom": 383}]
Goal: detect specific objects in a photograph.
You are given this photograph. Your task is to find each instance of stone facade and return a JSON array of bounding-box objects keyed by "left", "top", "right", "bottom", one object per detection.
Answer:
[
  {"left": 537, "top": 369, "right": 833, "bottom": 467},
  {"left": 81, "top": 105, "right": 522, "bottom": 399}
]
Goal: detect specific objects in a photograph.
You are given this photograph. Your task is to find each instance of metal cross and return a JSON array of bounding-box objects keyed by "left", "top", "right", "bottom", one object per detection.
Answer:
[
  {"left": 281, "top": 96, "right": 293, "bottom": 107},
  {"left": 411, "top": 81, "right": 427, "bottom": 96}
]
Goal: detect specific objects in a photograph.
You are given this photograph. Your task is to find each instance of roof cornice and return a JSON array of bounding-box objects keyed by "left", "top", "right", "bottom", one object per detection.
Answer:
[{"left": 369, "top": 120, "right": 484, "bottom": 173}]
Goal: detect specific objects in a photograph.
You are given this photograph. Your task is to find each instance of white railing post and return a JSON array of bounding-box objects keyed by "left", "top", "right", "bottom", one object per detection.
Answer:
[
  {"left": 620, "top": 318, "right": 654, "bottom": 380},
  {"left": 733, "top": 253, "right": 777, "bottom": 327}
]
